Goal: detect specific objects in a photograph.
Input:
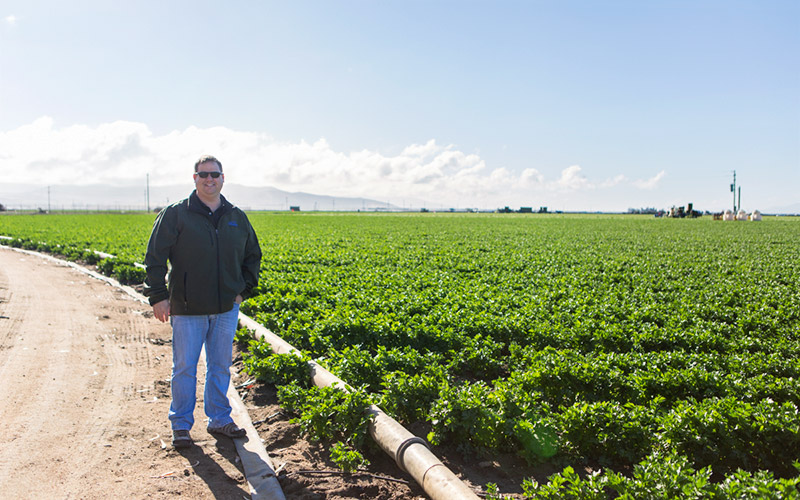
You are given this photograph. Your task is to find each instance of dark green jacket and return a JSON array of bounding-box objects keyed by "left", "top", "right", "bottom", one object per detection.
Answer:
[{"left": 143, "top": 191, "right": 261, "bottom": 315}]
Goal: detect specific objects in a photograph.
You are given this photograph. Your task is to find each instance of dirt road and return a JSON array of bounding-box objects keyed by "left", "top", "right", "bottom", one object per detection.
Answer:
[{"left": 0, "top": 247, "right": 250, "bottom": 498}]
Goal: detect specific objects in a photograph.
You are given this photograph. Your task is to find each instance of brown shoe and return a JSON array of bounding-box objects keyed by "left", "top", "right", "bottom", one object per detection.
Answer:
[{"left": 207, "top": 422, "right": 246, "bottom": 438}]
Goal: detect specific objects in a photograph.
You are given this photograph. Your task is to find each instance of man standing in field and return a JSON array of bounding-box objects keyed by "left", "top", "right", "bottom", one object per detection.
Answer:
[{"left": 143, "top": 155, "right": 262, "bottom": 448}]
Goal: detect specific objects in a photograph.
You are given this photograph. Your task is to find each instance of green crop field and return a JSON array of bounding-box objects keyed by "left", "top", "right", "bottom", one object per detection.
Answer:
[{"left": 2, "top": 212, "right": 799, "bottom": 497}]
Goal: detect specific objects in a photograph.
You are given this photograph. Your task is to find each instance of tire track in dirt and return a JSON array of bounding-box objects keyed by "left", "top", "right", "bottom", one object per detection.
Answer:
[
  {"left": 0, "top": 252, "right": 111, "bottom": 494},
  {"left": 0, "top": 248, "right": 250, "bottom": 499}
]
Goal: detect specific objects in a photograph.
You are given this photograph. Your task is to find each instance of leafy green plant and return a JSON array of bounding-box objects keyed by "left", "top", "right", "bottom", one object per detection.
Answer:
[
  {"left": 330, "top": 441, "right": 370, "bottom": 472},
  {"left": 522, "top": 451, "right": 800, "bottom": 499},
  {"left": 113, "top": 262, "right": 146, "bottom": 284},
  {"left": 427, "top": 381, "right": 506, "bottom": 450},
  {"left": 560, "top": 401, "right": 655, "bottom": 466},
  {"left": 81, "top": 249, "right": 102, "bottom": 265},
  {"left": 660, "top": 397, "right": 800, "bottom": 477},
  {"left": 278, "top": 383, "right": 374, "bottom": 449},
  {"left": 522, "top": 466, "right": 610, "bottom": 500},
  {"left": 242, "top": 342, "right": 312, "bottom": 388},
  {"left": 379, "top": 369, "right": 444, "bottom": 424},
  {"left": 97, "top": 258, "right": 116, "bottom": 276},
  {"left": 514, "top": 419, "right": 559, "bottom": 464}
]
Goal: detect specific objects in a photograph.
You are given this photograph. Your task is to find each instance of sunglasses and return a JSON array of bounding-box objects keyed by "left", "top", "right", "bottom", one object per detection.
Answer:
[{"left": 196, "top": 171, "right": 222, "bottom": 178}]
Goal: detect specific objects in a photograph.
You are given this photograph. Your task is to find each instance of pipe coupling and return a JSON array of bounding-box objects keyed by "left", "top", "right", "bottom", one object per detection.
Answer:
[{"left": 394, "top": 436, "right": 429, "bottom": 472}]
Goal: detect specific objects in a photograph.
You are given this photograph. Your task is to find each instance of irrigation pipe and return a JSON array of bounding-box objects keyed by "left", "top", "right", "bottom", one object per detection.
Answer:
[{"left": 238, "top": 314, "right": 481, "bottom": 500}]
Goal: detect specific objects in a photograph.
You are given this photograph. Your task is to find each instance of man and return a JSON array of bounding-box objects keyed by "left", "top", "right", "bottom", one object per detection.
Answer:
[{"left": 144, "top": 155, "right": 262, "bottom": 448}]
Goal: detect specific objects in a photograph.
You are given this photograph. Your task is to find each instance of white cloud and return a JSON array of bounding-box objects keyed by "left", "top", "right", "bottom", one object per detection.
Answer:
[
  {"left": 520, "top": 168, "right": 545, "bottom": 187},
  {"left": 551, "top": 166, "right": 657, "bottom": 193},
  {"left": 5, "top": 15, "right": 17, "bottom": 25},
  {"left": 556, "top": 165, "right": 591, "bottom": 190},
  {"left": 0, "top": 118, "right": 668, "bottom": 208},
  {"left": 634, "top": 170, "right": 666, "bottom": 189},
  {"left": 599, "top": 174, "right": 627, "bottom": 188}
]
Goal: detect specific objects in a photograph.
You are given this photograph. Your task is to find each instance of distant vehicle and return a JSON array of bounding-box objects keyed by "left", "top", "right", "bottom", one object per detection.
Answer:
[{"left": 665, "top": 203, "right": 702, "bottom": 218}]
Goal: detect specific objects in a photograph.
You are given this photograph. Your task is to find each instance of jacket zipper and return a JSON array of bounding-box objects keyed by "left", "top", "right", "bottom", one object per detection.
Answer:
[{"left": 215, "top": 224, "right": 222, "bottom": 312}]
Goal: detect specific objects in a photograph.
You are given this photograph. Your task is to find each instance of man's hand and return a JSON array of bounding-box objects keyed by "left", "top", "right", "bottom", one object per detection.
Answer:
[
  {"left": 234, "top": 294, "right": 243, "bottom": 304},
  {"left": 153, "top": 300, "right": 170, "bottom": 322}
]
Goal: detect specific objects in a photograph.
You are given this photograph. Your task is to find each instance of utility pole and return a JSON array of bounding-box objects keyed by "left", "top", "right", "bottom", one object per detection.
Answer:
[
  {"left": 738, "top": 186, "right": 741, "bottom": 213},
  {"left": 47, "top": 186, "right": 51, "bottom": 213},
  {"left": 730, "top": 171, "right": 736, "bottom": 212},
  {"left": 146, "top": 174, "right": 150, "bottom": 212}
]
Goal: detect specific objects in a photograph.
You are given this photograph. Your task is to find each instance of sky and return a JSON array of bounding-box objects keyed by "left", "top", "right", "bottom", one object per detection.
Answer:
[{"left": 1, "top": 1, "right": 798, "bottom": 212}]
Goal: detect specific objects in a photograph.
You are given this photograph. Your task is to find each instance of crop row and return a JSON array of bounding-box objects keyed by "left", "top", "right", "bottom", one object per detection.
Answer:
[
  {"left": 0, "top": 213, "right": 152, "bottom": 262},
  {"left": 0, "top": 234, "right": 146, "bottom": 284}
]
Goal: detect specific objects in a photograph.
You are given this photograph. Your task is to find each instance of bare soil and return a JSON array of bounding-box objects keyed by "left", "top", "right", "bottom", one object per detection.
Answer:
[
  {"left": 0, "top": 248, "right": 250, "bottom": 498},
  {"left": 0, "top": 246, "right": 543, "bottom": 499}
]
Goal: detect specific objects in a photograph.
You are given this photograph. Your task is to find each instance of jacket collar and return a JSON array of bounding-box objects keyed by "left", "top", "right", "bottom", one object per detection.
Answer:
[{"left": 188, "top": 190, "right": 232, "bottom": 216}]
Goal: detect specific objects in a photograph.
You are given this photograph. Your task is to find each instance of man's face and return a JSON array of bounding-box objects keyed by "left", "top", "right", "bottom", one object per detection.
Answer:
[{"left": 194, "top": 160, "right": 224, "bottom": 198}]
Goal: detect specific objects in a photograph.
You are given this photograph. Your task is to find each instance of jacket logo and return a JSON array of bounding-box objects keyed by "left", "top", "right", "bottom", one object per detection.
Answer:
[{"left": 228, "top": 221, "right": 239, "bottom": 227}]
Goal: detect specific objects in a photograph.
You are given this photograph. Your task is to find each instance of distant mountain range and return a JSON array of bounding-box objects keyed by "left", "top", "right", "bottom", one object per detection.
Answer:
[
  {"left": 767, "top": 202, "right": 800, "bottom": 215},
  {"left": 1, "top": 183, "right": 797, "bottom": 214},
  {"left": 0, "top": 183, "right": 400, "bottom": 212}
]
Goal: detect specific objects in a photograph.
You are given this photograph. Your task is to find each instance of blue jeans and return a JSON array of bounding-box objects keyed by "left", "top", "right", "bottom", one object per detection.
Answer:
[{"left": 169, "top": 304, "right": 239, "bottom": 431}]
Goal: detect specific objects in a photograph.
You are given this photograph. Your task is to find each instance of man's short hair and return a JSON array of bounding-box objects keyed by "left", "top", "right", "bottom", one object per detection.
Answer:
[{"left": 194, "top": 155, "right": 223, "bottom": 172}]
